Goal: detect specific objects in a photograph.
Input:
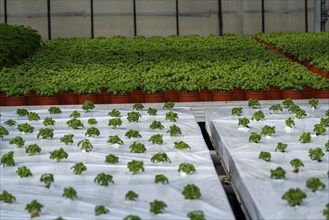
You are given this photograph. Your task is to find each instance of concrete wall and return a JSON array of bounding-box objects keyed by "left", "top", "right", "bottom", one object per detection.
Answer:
[{"left": 0, "top": 0, "right": 327, "bottom": 40}]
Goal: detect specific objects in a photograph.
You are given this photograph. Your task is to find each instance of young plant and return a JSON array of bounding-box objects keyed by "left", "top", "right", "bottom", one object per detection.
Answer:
[
  {"left": 165, "top": 111, "right": 178, "bottom": 122},
  {"left": 270, "top": 167, "right": 286, "bottom": 179},
  {"left": 4, "top": 119, "right": 16, "bottom": 126},
  {"left": 82, "top": 101, "right": 95, "bottom": 112},
  {"left": 290, "top": 158, "right": 304, "bottom": 173},
  {"left": 60, "top": 134, "right": 74, "bottom": 145},
  {"left": 71, "top": 162, "right": 87, "bottom": 175},
  {"left": 288, "top": 104, "right": 301, "bottom": 114},
  {"left": 320, "top": 117, "right": 329, "bottom": 127},
  {"left": 182, "top": 184, "right": 201, "bottom": 200},
  {"left": 282, "top": 188, "right": 307, "bottom": 206},
  {"left": 1, "top": 151, "right": 15, "bottom": 167},
  {"left": 125, "top": 129, "right": 141, "bottom": 138},
  {"left": 275, "top": 142, "right": 288, "bottom": 152},
  {"left": 70, "top": 110, "right": 81, "bottom": 118},
  {"left": 258, "top": 151, "right": 271, "bottom": 161},
  {"left": 25, "top": 144, "right": 42, "bottom": 156},
  {"left": 308, "top": 98, "right": 319, "bottom": 109},
  {"left": 149, "top": 134, "right": 163, "bottom": 144},
  {"left": 313, "top": 124, "right": 326, "bottom": 136},
  {"left": 94, "top": 173, "right": 114, "bottom": 186},
  {"left": 37, "top": 128, "right": 54, "bottom": 139},
  {"left": 306, "top": 177, "right": 326, "bottom": 192},
  {"left": 285, "top": 117, "right": 295, "bottom": 128},
  {"left": 309, "top": 148, "right": 325, "bottom": 162},
  {"left": 0, "top": 191, "right": 16, "bottom": 203},
  {"left": 85, "top": 127, "right": 100, "bottom": 137},
  {"left": 299, "top": 132, "right": 311, "bottom": 143},
  {"left": 125, "top": 190, "right": 138, "bottom": 201},
  {"left": 178, "top": 163, "right": 196, "bottom": 174},
  {"left": 48, "top": 106, "right": 62, "bottom": 114},
  {"left": 150, "top": 121, "right": 164, "bottom": 130},
  {"left": 107, "top": 135, "right": 124, "bottom": 145},
  {"left": 248, "top": 99, "right": 260, "bottom": 108},
  {"left": 251, "top": 110, "right": 265, "bottom": 121},
  {"left": 108, "top": 118, "right": 122, "bottom": 128},
  {"left": 130, "top": 142, "right": 146, "bottom": 153},
  {"left": 174, "top": 141, "right": 191, "bottom": 150},
  {"left": 40, "top": 173, "right": 54, "bottom": 188},
  {"left": 28, "top": 112, "right": 40, "bottom": 121},
  {"left": 231, "top": 107, "right": 243, "bottom": 116},
  {"left": 163, "top": 101, "right": 175, "bottom": 110},
  {"left": 66, "top": 118, "right": 84, "bottom": 129},
  {"left": 295, "top": 109, "right": 307, "bottom": 119},
  {"left": 249, "top": 132, "right": 261, "bottom": 143},
  {"left": 269, "top": 104, "right": 283, "bottom": 114},
  {"left": 0, "top": 126, "right": 9, "bottom": 138},
  {"left": 127, "top": 160, "right": 144, "bottom": 174},
  {"left": 43, "top": 117, "right": 55, "bottom": 126},
  {"left": 16, "top": 108, "right": 29, "bottom": 116},
  {"left": 127, "top": 111, "right": 142, "bottom": 122},
  {"left": 105, "top": 154, "right": 119, "bottom": 164},
  {"left": 25, "top": 200, "right": 43, "bottom": 218},
  {"left": 133, "top": 103, "right": 144, "bottom": 110},
  {"left": 167, "top": 124, "right": 182, "bottom": 136},
  {"left": 63, "top": 187, "right": 78, "bottom": 200},
  {"left": 326, "top": 110, "right": 329, "bottom": 117},
  {"left": 155, "top": 174, "right": 169, "bottom": 184},
  {"left": 187, "top": 210, "right": 205, "bottom": 220},
  {"left": 149, "top": 200, "right": 167, "bottom": 214},
  {"left": 282, "top": 98, "right": 295, "bottom": 108},
  {"left": 16, "top": 166, "right": 33, "bottom": 178},
  {"left": 108, "top": 109, "right": 121, "bottom": 117},
  {"left": 49, "top": 148, "right": 68, "bottom": 162},
  {"left": 123, "top": 215, "right": 141, "bottom": 220},
  {"left": 147, "top": 107, "right": 157, "bottom": 115},
  {"left": 261, "top": 125, "right": 275, "bottom": 136},
  {"left": 9, "top": 136, "right": 25, "bottom": 148},
  {"left": 95, "top": 205, "right": 109, "bottom": 216},
  {"left": 87, "top": 118, "right": 97, "bottom": 125},
  {"left": 238, "top": 117, "right": 250, "bottom": 128},
  {"left": 78, "top": 139, "right": 93, "bottom": 152},
  {"left": 151, "top": 152, "right": 171, "bottom": 163}
]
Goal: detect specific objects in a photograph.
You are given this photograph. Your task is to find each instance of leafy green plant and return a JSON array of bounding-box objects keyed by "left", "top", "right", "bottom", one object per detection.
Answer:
[
  {"left": 37, "top": 128, "right": 54, "bottom": 139},
  {"left": 105, "top": 154, "right": 119, "bottom": 164},
  {"left": 82, "top": 101, "right": 95, "bottom": 112},
  {"left": 70, "top": 110, "right": 81, "bottom": 118},
  {"left": 248, "top": 99, "right": 260, "bottom": 108},
  {"left": 60, "top": 134, "right": 74, "bottom": 145},
  {"left": 163, "top": 101, "right": 175, "bottom": 110},
  {"left": 123, "top": 215, "right": 141, "bottom": 220},
  {"left": 63, "top": 187, "right": 78, "bottom": 200},
  {"left": 149, "top": 200, "right": 167, "bottom": 214},
  {"left": 4, "top": 119, "right": 16, "bottom": 126},
  {"left": 309, "top": 148, "right": 325, "bottom": 162},
  {"left": 261, "top": 125, "right": 275, "bottom": 136},
  {"left": 269, "top": 104, "right": 283, "bottom": 114},
  {"left": 16, "top": 109, "right": 29, "bottom": 116},
  {"left": 174, "top": 141, "right": 191, "bottom": 150},
  {"left": 238, "top": 117, "right": 250, "bottom": 128},
  {"left": 323, "top": 204, "right": 329, "bottom": 220},
  {"left": 87, "top": 118, "right": 97, "bottom": 125},
  {"left": 251, "top": 110, "right": 265, "bottom": 121},
  {"left": 40, "top": 173, "right": 54, "bottom": 188},
  {"left": 78, "top": 139, "right": 93, "bottom": 152},
  {"left": 16, "top": 166, "right": 33, "bottom": 178},
  {"left": 149, "top": 134, "right": 163, "bottom": 144},
  {"left": 130, "top": 142, "right": 146, "bottom": 153},
  {"left": 0, "top": 191, "right": 16, "bottom": 203},
  {"left": 108, "top": 118, "right": 122, "bottom": 128},
  {"left": 178, "top": 163, "right": 196, "bottom": 174},
  {"left": 108, "top": 109, "right": 121, "bottom": 117},
  {"left": 0, "top": 126, "right": 9, "bottom": 138},
  {"left": 150, "top": 121, "right": 164, "bottom": 130},
  {"left": 258, "top": 151, "right": 271, "bottom": 161},
  {"left": 187, "top": 210, "right": 205, "bottom": 220},
  {"left": 43, "top": 117, "right": 55, "bottom": 126},
  {"left": 313, "top": 124, "right": 326, "bottom": 136},
  {"left": 295, "top": 109, "right": 307, "bottom": 119},
  {"left": 249, "top": 132, "right": 261, "bottom": 143},
  {"left": 25, "top": 200, "right": 43, "bottom": 218},
  {"left": 288, "top": 104, "right": 300, "bottom": 114},
  {"left": 270, "top": 167, "right": 286, "bottom": 179},
  {"left": 155, "top": 174, "right": 169, "bottom": 184},
  {"left": 133, "top": 103, "right": 144, "bottom": 110},
  {"left": 125, "top": 190, "right": 139, "bottom": 201},
  {"left": 95, "top": 205, "right": 109, "bottom": 215},
  {"left": 66, "top": 118, "right": 84, "bottom": 129},
  {"left": 125, "top": 129, "right": 141, "bottom": 138},
  {"left": 28, "top": 112, "right": 40, "bottom": 121},
  {"left": 299, "top": 132, "right": 311, "bottom": 143},
  {"left": 85, "top": 127, "right": 100, "bottom": 137},
  {"left": 306, "top": 177, "right": 326, "bottom": 192},
  {"left": 147, "top": 107, "right": 157, "bottom": 115},
  {"left": 94, "top": 173, "right": 114, "bottom": 186},
  {"left": 127, "top": 111, "right": 142, "bottom": 122},
  {"left": 25, "top": 144, "right": 42, "bottom": 156},
  {"left": 48, "top": 106, "right": 62, "bottom": 114},
  {"left": 275, "top": 142, "right": 288, "bottom": 152},
  {"left": 308, "top": 98, "right": 319, "bottom": 109},
  {"left": 107, "top": 135, "right": 124, "bottom": 145},
  {"left": 282, "top": 188, "right": 307, "bottom": 206},
  {"left": 290, "top": 158, "right": 304, "bottom": 173},
  {"left": 167, "top": 124, "right": 182, "bottom": 136},
  {"left": 127, "top": 160, "right": 144, "bottom": 174},
  {"left": 285, "top": 117, "right": 295, "bottom": 128},
  {"left": 165, "top": 111, "right": 178, "bottom": 122},
  {"left": 182, "top": 184, "right": 201, "bottom": 200},
  {"left": 71, "top": 162, "right": 87, "bottom": 175},
  {"left": 320, "top": 117, "right": 329, "bottom": 127},
  {"left": 231, "top": 107, "right": 243, "bottom": 116},
  {"left": 1, "top": 151, "right": 15, "bottom": 166},
  {"left": 49, "top": 148, "right": 68, "bottom": 162},
  {"left": 9, "top": 136, "right": 25, "bottom": 148},
  {"left": 151, "top": 152, "right": 171, "bottom": 163},
  {"left": 282, "top": 98, "right": 295, "bottom": 108}
]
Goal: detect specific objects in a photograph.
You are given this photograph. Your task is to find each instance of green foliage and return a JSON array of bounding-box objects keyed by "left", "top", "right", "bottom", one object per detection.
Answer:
[
  {"left": 16, "top": 166, "right": 33, "bottom": 178},
  {"left": 238, "top": 117, "right": 250, "bottom": 128},
  {"left": 299, "top": 132, "right": 311, "bottom": 143},
  {"left": 105, "top": 154, "right": 119, "bottom": 164},
  {"left": 25, "top": 199, "right": 43, "bottom": 218},
  {"left": 155, "top": 174, "right": 169, "bottom": 184},
  {"left": 270, "top": 167, "right": 286, "bottom": 179},
  {"left": 282, "top": 98, "right": 295, "bottom": 108},
  {"left": 165, "top": 111, "right": 179, "bottom": 122},
  {"left": 151, "top": 152, "right": 171, "bottom": 163},
  {"left": 147, "top": 108, "right": 157, "bottom": 115},
  {"left": 187, "top": 210, "right": 205, "bottom": 220},
  {"left": 87, "top": 118, "right": 97, "bottom": 125},
  {"left": 261, "top": 125, "right": 275, "bottom": 136},
  {"left": 4, "top": 119, "right": 16, "bottom": 126},
  {"left": 167, "top": 124, "right": 182, "bottom": 136},
  {"left": 66, "top": 118, "right": 84, "bottom": 129},
  {"left": 43, "top": 117, "right": 55, "bottom": 126},
  {"left": 313, "top": 124, "right": 326, "bottom": 136},
  {"left": 295, "top": 109, "right": 307, "bottom": 119},
  {"left": 127, "top": 160, "right": 144, "bottom": 174},
  {"left": 94, "top": 173, "right": 114, "bottom": 186},
  {"left": 326, "top": 140, "right": 329, "bottom": 151},
  {"left": 163, "top": 102, "right": 175, "bottom": 110},
  {"left": 130, "top": 142, "right": 146, "bottom": 153},
  {"left": 82, "top": 101, "right": 95, "bottom": 112},
  {"left": 251, "top": 110, "right": 265, "bottom": 121},
  {"left": 275, "top": 142, "right": 288, "bottom": 152},
  {"left": 85, "top": 127, "right": 100, "bottom": 137},
  {"left": 1, "top": 151, "right": 15, "bottom": 167},
  {"left": 9, "top": 136, "right": 25, "bottom": 148},
  {"left": 125, "top": 129, "right": 141, "bottom": 138},
  {"left": 49, "top": 148, "right": 68, "bottom": 162},
  {"left": 133, "top": 103, "right": 144, "bottom": 110},
  {"left": 37, "top": 128, "right": 54, "bottom": 139},
  {"left": 70, "top": 110, "right": 81, "bottom": 118},
  {"left": 16, "top": 109, "right": 29, "bottom": 116},
  {"left": 290, "top": 158, "right": 304, "bottom": 173},
  {"left": 249, "top": 132, "right": 261, "bottom": 143},
  {"left": 28, "top": 112, "right": 40, "bottom": 121},
  {"left": 285, "top": 117, "right": 295, "bottom": 128},
  {"left": 78, "top": 139, "right": 93, "bottom": 152},
  {"left": 182, "top": 184, "right": 201, "bottom": 200},
  {"left": 174, "top": 141, "right": 191, "bottom": 150},
  {"left": 0, "top": 191, "right": 16, "bottom": 203},
  {"left": 258, "top": 151, "right": 271, "bottom": 161},
  {"left": 306, "top": 177, "right": 326, "bottom": 192},
  {"left": 269, "top": 104, "right": 283, "bottom": 114},
  {"left": 0, "top": 125, "right": 9, "bottom": 138},
  {"left": 282, "top": 188, "right": 307, "bottom": 206},
  {"left": 178, "top": 163, "right": 196, "bottom": 174},
  {"left": 127, "top": 111, "right": 142, "bottom": 122},
  {"left": 123, "top": 215, "right": 141, "bottom": 220},
  {"left": 308, "top": 98, "right": 319, "bottom": 108},
  {"left": 48, "top": 106, "right": 62, "bottom": 114},
  {"left": 149, "top": 200, "right": 167, "bottom": 214},
  {"left": 323, "top": 204, "right": 329, "bottom": 220},
  {"left": 25, "top": 144, "right": 42, "bottom": 156},
  {"left": 63, "top": 187, "right": 78, "bottom": 200},
  {"left": 231, "top": 107, "right": 243, "bottom": 116},
  {"left": 107, "top": 135, "right": 124, "bottom": 145},
  {"left": 309, "top": 148, "right": 325, "bottom": 162},
  {"left": 248, "top": 99, "right": 260, "bottom": 108},
  {"left": 125, "top": 190, "right": 139, "bottom": 201},
  {"left": 108, "top": 109, "right": 121, "bottom": 117},
  {"left": 60, "top": 134, "right": 74, "bottom": 145},
  {"left": 150, "top": 121, "right": 164, "bottom": 130},
  {"left": 95, "top": 205, "right": 109, "bottom": 216},
  {"left": 108, "top": 118, "right": 122, "bottom": 128},
  {"left": 71, "top": 162, "right": 87, "bottom": 175},
  {"left": 320, "top": 117, "right": 329, "bottom": 127},
  {"left": 40, "top": 173, "right": 54, "bottom": 188},
  {"left": 149, "top": 134, "right": 163, "bottom": 144}
]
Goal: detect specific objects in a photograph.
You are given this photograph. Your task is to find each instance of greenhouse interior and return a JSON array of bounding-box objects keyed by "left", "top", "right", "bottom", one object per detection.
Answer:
[{"left": 0, "top": 0, "right": 329, "bottom": 219}]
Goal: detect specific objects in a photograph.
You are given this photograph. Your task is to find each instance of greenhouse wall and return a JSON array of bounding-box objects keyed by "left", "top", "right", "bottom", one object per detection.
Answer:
[{"left": 0, "top": 0, "right": 327, "bottom": 40}]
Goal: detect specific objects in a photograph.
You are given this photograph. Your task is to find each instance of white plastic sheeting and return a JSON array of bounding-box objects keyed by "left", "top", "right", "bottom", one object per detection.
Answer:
[
  {"left": 0, "top": 107, "right": 235, "bottom": 220},
  {"left": 206, "top": 102, "right": 329, "bottom": 220}
]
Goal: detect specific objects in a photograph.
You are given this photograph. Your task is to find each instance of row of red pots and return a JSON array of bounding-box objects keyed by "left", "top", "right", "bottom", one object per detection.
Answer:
[{"left": 0, "top": 88, "right": 327, "bottom": 107}]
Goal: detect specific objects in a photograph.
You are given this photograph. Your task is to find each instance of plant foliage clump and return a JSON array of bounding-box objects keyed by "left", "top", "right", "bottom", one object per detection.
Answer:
[
  {"left": 282, "top": 188, "right": 307, "bottom": 206},
  {"left": 182, "top": 184, "right": 201, "bottom": 200},
  {"left": 149, "top": 200, "right": 167, "bottom": 214}
]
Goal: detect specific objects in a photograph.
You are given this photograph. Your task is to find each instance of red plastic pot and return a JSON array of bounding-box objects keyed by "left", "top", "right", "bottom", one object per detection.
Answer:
[
  {"left": 131, "top": 90, "right": 144, "bottom": 103},
  {"left": 164, "top": 90, "right": 179, "bottom": 102},
  {"left": 266, "top": 87, "right": 282, "bottom": 100},
  {"left": 0, "top": 94, "right": 6, "bottom": 106},
  {"left": 282, "top": 90, "right": 303, "bottom": 99},
  {"left": 61, "top": 92, "right": 79, "bottom": 105},
  {"left": 245, "top": 90, "right": 267, "bottom": 100},
  {"left": 313, "top": 89, "right": 329, "bottom": 99},
  {"left": 233, "top": 89, "right": 246, "bottom": 101},
  {"left": 199, "top": 89, "right": 213, "bottom": 101},
  {"left": 6, "top": 96, "right": 28, "bottom": 106},
  {"left": 98, "top": 92, "right": 111, "bottom": 104},
  {"left": 302, "top": 87, "right": 314, "bottom": 99},
  {"left": 144, "top": 93, "right": 164, "bottom": 103},
  {"left": 111, "top": 94, "right": 131, "bottom": 104},
  {"left": 28, "top": 93, "right": 39, "bottom": 105},
  {"left": 39, "top": 95, "right": 60, "bottom": 105},
  {"left": 78, "top": 94, "right": 98, "bottom": 104},
  {"left": 178, "top": 92, "right": 199, "bottom": 102},
  {"left": 212, "top": 91, "right": 233, "bottom": 101}
]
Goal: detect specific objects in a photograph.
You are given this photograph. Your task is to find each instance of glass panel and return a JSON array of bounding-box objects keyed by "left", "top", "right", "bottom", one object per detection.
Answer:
[
  {"left": 326, "top": 0, "right": 329, "bottom": 31},
  {"left": 222, "top": 0, "right": 240, "bottom": 34},
  {"left": 0, "top": 0, "right": 4, "bottom": 23},
  {"left": 242, "top": 0, "right": 262, "bottom": 35}
]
